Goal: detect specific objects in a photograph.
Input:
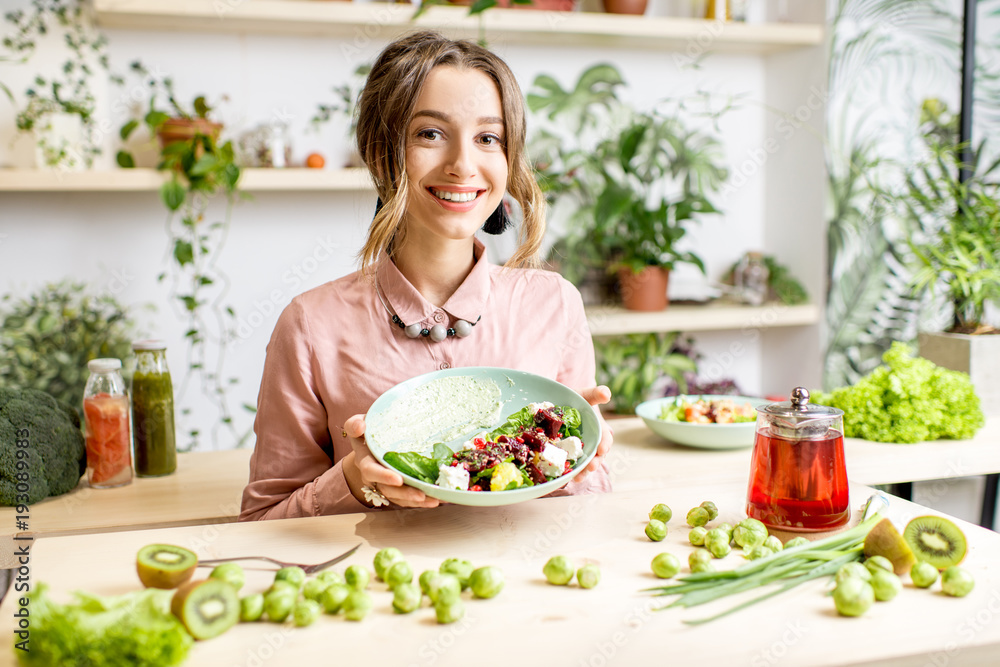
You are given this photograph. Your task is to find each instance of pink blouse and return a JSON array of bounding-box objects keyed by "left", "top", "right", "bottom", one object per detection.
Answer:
[{"left": 239, "top": 240, "right": 611, "bottom": 520}]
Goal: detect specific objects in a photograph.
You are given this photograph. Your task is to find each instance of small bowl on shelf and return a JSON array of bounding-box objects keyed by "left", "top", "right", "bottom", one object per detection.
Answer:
[{"left": 635, "top": 394, "right": 768, "bottom": 450}]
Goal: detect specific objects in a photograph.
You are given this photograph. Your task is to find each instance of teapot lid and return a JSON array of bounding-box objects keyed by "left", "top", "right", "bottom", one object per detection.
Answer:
[{"left": 760, "top": 387, "right": 843, "bottom": 438}]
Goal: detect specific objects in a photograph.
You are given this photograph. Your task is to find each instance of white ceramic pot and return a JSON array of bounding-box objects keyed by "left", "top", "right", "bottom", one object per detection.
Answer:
[
  {"left": 34, "top": 112, "right": 86, "bottom": 171},
  {"left": 919, "top": 331, "right": 1000, "bottom": 416}
]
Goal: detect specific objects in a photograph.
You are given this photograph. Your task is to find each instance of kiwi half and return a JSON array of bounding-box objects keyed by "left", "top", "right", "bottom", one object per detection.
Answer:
[
  {"left": 863, "top": 518, "right": 917, "bottom": 575},
  {"left": 136, "top": 544, "right": 198, "bottom": 589},
  {"left": 171, "top": 579, "right": 240, "bottom": 640},
  {"left": 903, "top": 515, "right": 968, "bottom": 570}
]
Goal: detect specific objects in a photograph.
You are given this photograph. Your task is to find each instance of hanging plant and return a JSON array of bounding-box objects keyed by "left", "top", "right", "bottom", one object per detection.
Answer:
[{"left": 117, "top": 61, "right": 247, "bottom": 451}]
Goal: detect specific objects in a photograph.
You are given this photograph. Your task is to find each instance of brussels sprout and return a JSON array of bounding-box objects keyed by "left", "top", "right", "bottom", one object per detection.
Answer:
[
  {"left": 274, "top": 566, "right": 306, "bottom": 589},
  {"left": 699, "top": 501, "right": 719, "bottom": 521},
  {"left": 209, "top": 563, "right": 246, "bottom": 592},
  {"left": 440, "top": 558, "right": 474, "bottom": 590},
  {"left": 686, "top": 507, "right": 710, "bottom": 528},
  {"left": 783, "top": 536, "right": 810, "bottom": 549},
  {"left": 319, "top": 583, "right": 351, "bottom": 614},
  {"left": 419, "top": 569, "right": 438, "bottom": 596},
  {"left": 343, "top": 590, "right": 373, "bottom": 621},
  {"left": 689, "top": 549, "right": 714, "bottom": 573},
  {"left": 870, "top": 569, "right": 902, "bottom": 601},
  {"left": 651, "top": 553, "right": 681, "bottom": 579},
  {"left": 264, "top": 588, "right": 296, "bottom": 622},
  {"left": 427, "top": 573, "right": 462, "bottom": 603},
  {"left": 577, "top": 564, "right": 601, "bottom": 589},
  {"left": 732, "top": 519, "right": 768, "bottom": 549},
  {"left": 704, "top": 528, "right": 731, "bottom": 559},
  {"left": 315, "top": 570, "right": 345, "bottom": 587},
  {"left": 344, "top": 564, "right": 371, "bottom": 590},
  {"left": 835, "top": 562, "right": 872, "bottom": 586},
  {"left": 373, "top": 547, "right": 404, "bottom": 581},
  {"left": 717, "top": 523, "right": 734, "bottom": 541},
  {"left": 385, "top": 561, "right": 414, "bottom": 590},
  {"left": 265, "top": 580, "right": 298, "bottom": 597},
  {"left": 910, "top": 561, "right": 939, "bottom": 588},
  {"left": 239, "top": 593, "right": 264, "bottom": 622},
  {"left": 543, "top": 556, "right": 575, "bottom": 585},
  {"left": 763, "top": 535, "right": 783, "bottom": 553},
  {"left": 434, "top": 596, "right": 465, "bottom": 624},
  {"left": 293, "top": 599, "right": 322, "bottom": 627},
  {"left": 392, "top": 582, "right": 422, "bottom": 613},
  {"left": 649, "top": 503, "right": 673, "bottom": 523},
  {"left": 833, "top": 578, "right": 874, "bottom": 617},
  {"left": 941, "top": 567, "right": 975, "bottom": 597},
  {"left": 301, "top": 578, "right": 329, "bottom": 602},
  {"left": 469, "top": 566, "right": 505, "bottom": 599},
  {"left": 688, "top": 527, "right": 708, "bottom": 546},
  {"left": 645, "top": 520, "right": 667, "bottom": 542},
  {"left": 864, "top": 556, "right": 894, "bottom": 575},
  {"left": 745, "top": 545, "right": 774, "bottom": 561}
]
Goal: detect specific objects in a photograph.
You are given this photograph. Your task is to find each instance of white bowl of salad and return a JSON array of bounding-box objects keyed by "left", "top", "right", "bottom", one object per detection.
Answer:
[
  {"left": 635, "top": 394, "right": 768, "bottom": 449},
  {"left": 365, "top": 367, "right": 601, "bottom": 506}
]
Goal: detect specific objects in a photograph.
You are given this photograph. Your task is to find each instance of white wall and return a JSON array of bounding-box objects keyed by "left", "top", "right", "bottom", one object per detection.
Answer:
[{"left": 0, "top": 2, "right": 825, "bottom": 448}]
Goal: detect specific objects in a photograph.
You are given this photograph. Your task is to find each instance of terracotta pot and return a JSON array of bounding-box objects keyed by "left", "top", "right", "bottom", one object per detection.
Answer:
[
  {"left": 618, "top": 266, "right": 669, "bottom": 311},
  {"left": 156, "top": 118, "right": 223, "bottom": 149},
  {"left": 602, "top": 0, "right": 647, "bottom": 15}
]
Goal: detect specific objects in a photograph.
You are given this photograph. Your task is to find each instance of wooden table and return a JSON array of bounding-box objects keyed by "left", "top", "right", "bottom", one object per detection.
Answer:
[
  {"left": 3, "top": 417, "right": 998, "bottom": 568},
  {"left": 4, "top": 482, "right": 998, "bottom": 666},
  {"left": 0, "top": 449, "right": 248, "bottom": 568}
]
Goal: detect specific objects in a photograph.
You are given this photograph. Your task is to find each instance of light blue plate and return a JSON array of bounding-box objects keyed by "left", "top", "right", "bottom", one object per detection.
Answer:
[
  {"left": 635, "top": 395, "right": 768, "bottom": 450},
  {"left": 365, "top": 367, "right": 600, "bottom": 506}
]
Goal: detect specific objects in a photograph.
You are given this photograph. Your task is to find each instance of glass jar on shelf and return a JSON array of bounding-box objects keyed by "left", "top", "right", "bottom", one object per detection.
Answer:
[
  {"left": 734, "top": 251, "right": 770, "bottom": 306},
  {"left": 131, "top": 340, "right": 177, "bottom": 477},
  {"left": 82, "top": 358, "right": 132, "bottom": 489}
]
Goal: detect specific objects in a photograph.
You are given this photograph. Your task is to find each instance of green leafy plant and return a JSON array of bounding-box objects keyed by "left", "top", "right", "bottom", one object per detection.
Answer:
[
  {"left": 595, "top": 332, "right": 697, "bottom": 414},
  {"left": 528, "top": 64, "right": 728, "bottom": 285},
  {"left": 3, "top": 0, "right": 117, "bottom": 168},
  {"left": 722, "top": 255, "right": 809, "bottom": 305},
  {"left": 310, "top": 63, "right": 371, "bottom": 167},
  {"left": 0, "top": 280, "right": 143, "bottom": 411},
  {"left": 116, "top": 61, "right": 246, "bottom": 450},
  {"left": 900, "top": 101, "right": 1000, "bottom": 334}
]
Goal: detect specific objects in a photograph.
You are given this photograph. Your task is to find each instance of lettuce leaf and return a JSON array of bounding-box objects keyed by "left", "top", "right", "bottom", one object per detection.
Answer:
[
  {"left": 488, "top": 406, "right": 534, "bottom": 438},
  {"left": 558, "top": 407, "right": 583, "bottom": 438},
  {"left": 17, "top": 583, "right": 192, "bottom": 667},
  {"left": 383, "top": 451, "right": 440, "bottom": 484}
]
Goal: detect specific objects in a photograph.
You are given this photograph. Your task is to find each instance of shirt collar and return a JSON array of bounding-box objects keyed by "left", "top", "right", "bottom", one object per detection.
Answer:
[{"left": 377, "top": 238, "right": 491, "bottom": 326}]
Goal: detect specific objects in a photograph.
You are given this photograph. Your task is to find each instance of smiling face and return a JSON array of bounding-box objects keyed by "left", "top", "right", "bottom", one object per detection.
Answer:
[{"left": 403, "top": 66, "right": 508, "bottom": 246}]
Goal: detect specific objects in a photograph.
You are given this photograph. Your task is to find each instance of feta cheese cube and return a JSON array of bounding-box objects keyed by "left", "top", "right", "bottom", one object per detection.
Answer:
[
  {"left": 534, "top": 443, "right": 568, "bottom": 478},
  {"left": 551, "top": 436, "right": 583, "bottom": 461},
  {"left": 436, "top": 465, "right": 470, "bottom": 491},
  {"left": 527, "top": 401, "right": 554, "bottom": 415}
]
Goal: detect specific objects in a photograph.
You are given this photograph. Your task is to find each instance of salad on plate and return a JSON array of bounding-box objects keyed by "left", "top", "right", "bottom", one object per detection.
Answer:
[
  {"left": 383, "top": 402, "right": 584, "bottom": 493},
  {"left": 659, "top": 396, "right": 757, "bottom": 424}
]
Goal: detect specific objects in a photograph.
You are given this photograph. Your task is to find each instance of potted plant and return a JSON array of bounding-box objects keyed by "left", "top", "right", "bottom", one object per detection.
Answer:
[
  {"left": 116, "top": 61, "right": 247, "bottom": 450},
  {"left": 901, "top": 101, "right": 1000, "bottom": 415},
  {"left": 529, "top": 64, "right": 728, "bottom": 311},
  {"left": 310, "top": 63, "right": 371, "bottom": 168},
  {"left": 595, "top": 332, "right": 696, "bottom": 414},
  {"left": 3, "top": 0, "right": 115, "bottom": 169}
]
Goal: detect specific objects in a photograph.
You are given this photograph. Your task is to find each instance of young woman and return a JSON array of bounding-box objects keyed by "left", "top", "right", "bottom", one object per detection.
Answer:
[{"left": 240, "top": 31, "right": 613, "bottom": 519}]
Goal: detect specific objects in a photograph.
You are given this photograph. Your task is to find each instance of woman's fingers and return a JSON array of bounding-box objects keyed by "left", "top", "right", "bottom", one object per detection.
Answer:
[
  {"left": 344, "top": 413, "right": 438, "bottom": 508},
  {"left": 577, "top": 385, "right": 612, "bottom": 407}
]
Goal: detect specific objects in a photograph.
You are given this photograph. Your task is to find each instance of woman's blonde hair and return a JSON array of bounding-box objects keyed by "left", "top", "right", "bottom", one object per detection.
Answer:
[{"left": 355, "top": 31, "right": 545, "bottom": 271}]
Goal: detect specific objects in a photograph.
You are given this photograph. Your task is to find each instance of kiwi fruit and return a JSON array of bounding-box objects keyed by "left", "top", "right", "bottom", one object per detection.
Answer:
[
  {"left": 903, "top": 515, "right": 968, "bottom": 570},
  {"left": 171, "top": 579, "right": 240, "bottom": 640},
  {"left": 136, "top": 544, "right": 198, "bottom": 589},
  {"left": 863, "top": 518, "right": 916, "bottom": 575}
]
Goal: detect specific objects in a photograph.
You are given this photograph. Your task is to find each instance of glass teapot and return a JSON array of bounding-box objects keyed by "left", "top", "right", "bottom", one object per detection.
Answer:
[{"left": 745, "top": 387, "right": 850, "bottom": 532}]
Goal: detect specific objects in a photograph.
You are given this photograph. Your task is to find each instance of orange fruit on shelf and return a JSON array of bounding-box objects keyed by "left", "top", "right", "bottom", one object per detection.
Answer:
[{"left": 305, "top": 152, "right": 325, "bottom": 169}]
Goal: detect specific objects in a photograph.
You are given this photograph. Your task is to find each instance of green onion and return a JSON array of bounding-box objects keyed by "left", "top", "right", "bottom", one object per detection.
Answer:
[{"left": 644, "top": 511, "right": 884, "bottom": 625}]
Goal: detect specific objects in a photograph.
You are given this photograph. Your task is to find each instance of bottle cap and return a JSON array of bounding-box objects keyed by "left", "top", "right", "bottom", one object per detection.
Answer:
[
  {"left": 132, "top": 339, "right": 167, "bottom": 351},
  {"left": 87, "top": 358, "right": 122, "bottom": 372}
]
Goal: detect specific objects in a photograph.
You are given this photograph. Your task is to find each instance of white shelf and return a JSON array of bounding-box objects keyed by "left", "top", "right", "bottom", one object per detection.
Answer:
[
  {"left": 586, "top": 302, "right": 820, "bottom": 336},
  {"left": 93, "top": 0, "right": 823, "bottom": 54},
  {"left": 0, "top": 168, "right": 373, "bottom": 192}
]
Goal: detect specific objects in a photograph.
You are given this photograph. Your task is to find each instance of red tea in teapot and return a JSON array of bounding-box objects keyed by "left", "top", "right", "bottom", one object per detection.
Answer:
[{"left": 746, "top": 425, "right": 849, "bottom": 531}]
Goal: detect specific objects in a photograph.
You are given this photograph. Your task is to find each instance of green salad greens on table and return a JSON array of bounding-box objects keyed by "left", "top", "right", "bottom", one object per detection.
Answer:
[
  {"left": 658, "top": 397, "right": 756, "bottom": 424},
  {"left": 384, "top": 403, "right": 585, "bottom": 493}
]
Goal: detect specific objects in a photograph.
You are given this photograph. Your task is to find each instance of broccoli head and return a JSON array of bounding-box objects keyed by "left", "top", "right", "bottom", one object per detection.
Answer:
[{"left": 0, "top": 387, "right": 87, "bottom": 505}]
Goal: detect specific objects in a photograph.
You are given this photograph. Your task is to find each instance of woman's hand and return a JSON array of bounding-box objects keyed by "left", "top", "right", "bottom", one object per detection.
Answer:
[
  {"left": 342, "top": 414, "right": 440, "bottom": 509},
  {"left": 573, "top": 385, "right": 613, "bottom": 483}
]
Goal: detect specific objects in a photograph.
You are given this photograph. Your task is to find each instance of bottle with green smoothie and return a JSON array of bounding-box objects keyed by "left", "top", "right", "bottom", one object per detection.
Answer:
[{"left": 131, "top": 340, "right": 177, "bottom": 476}]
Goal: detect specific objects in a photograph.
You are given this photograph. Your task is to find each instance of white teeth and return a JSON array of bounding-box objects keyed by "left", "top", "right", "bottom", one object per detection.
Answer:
[{"left": 431, "top": 188, "right": 477, "bottom": 203}]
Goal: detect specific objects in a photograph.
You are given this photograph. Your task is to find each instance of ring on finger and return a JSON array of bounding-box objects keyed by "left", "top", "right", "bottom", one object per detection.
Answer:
[{"left": 361, "top": 483, "right": 390, "bottom": 508}]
